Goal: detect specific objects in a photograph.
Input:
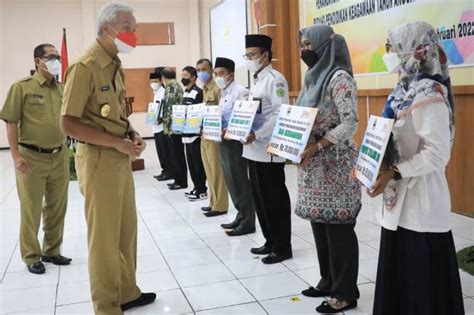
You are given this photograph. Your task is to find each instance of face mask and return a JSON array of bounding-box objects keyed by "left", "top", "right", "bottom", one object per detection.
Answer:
[
  {"left": 246, "top": 59, "right": 262, "bottom": 73},
  {"left": 215, "top": 76, "right": 228, "bottom": 89},
  {"left": 45, "top": 59, "right": 61, "bottom": 76},
  {"left": 150, "top": 82, "right": 160, "bottom": 90},
  {"left": 383, "top": 52, "right": 401, "bottom": 73},
  {"left": 181, "top": 78, "right": 191, "bottom": 86},
  {"left": 300, "top": 49, "right": 318, "bottom": 68},
  {"left": 197, "top": 71, "right": 211, "bottom": 83},
  {"left": 110, "top": 25, "right": 137, "bottom": 54}
]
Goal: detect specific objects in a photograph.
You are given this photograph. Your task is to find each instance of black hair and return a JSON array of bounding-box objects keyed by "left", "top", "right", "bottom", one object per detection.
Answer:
[
  {"left": 33, "top": 43, "right": 55, "bottom": 69},
  {"left": 182, "top": 66, "right": 197, "bottom": 78},
  {"left": 154, "top": 66, "right": 165, "bottom": 77},
  {"left": 259, "top": 48, "right": 273, "bottom": 62},
  {"left": 161, "top": 68, "right": 176, "bottom": 79},
  {"left": 196, "top": 58, "right": 213, "bottom": 69}
]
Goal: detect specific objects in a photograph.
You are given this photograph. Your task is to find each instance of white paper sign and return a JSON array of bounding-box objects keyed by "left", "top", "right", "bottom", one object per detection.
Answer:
[
  {"left": 267, "top": 104, "right": 319, "bottom": 163},
  {"left": 183, "top": 103, "right": 205, "bottom": 134},
  {"left": 224, "top": 100, "right": 259, "bottom": 142},
  {"left": 354, "top": 115, "right": 394, "bottom": 188},
  {"left": 171, "top": 105, "right": 187, "bottom": 133},
  {"left": 145, "top": 102, "right": 160, "bottom": 125},
  {"left": 202, "top": 106, "right": 222, "bottom": 142}
]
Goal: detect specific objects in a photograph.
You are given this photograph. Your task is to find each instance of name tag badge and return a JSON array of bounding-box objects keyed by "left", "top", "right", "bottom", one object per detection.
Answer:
[{"left": 100, "top": 85, "right": 111, "bottom": 92}]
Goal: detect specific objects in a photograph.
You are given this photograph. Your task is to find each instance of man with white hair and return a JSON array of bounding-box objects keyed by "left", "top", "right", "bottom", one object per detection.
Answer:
[{"left": 60, "top": 3, "right": 156, "bottom": 314}]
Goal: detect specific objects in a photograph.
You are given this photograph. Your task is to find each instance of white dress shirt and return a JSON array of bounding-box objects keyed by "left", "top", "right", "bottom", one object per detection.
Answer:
[
  {"left": 152, "top": 86, "right": 165, "bottom": 134},
  {"left": 243, "top": 64, "right": 289, "bottom": 163},
  {"left": 379, "top": 79, "right": 453, "bottom": 233}
]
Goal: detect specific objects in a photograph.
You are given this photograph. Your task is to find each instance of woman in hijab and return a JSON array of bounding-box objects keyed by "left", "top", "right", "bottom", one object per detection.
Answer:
[
  {"left": 369, "top": 21, "right": 464, "bottom": 315},
  {"left": 295, "top": 24, "right": 361, "bottom": 313}
]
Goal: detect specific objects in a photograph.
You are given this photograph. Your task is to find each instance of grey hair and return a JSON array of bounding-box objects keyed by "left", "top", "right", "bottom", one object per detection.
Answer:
[{"left": 96, "top": 2, "right": 134, "bottom": 36}]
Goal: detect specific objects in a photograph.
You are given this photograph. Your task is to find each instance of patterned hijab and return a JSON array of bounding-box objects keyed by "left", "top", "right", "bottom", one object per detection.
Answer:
[
  {"left": 383, "top": 21, "right": 455, "bottom": 164},
  {"left": 384, "top": 22, "right": 455, "bottom": 130},
  {"left": 296, "top": 24, "right": 353, "bottom": 108}
]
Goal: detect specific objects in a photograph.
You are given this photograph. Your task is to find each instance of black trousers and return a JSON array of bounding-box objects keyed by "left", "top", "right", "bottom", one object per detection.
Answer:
[
  {"left": 185, "top": 138, "right": 207, "bottom": 193},
  {"left": 153, "top": 131, "right": 171, "bottom": 174},
  {"left": 312, "top": 222, "right": 360, "bottom": 301},
  {"left": 248, "top": 160, "right": 291, "bottom": 255},
  {"left": 167, "top": 134, "right": 187, "bottom": 186},
  {"left": 220, "top": 140, "right": 255, "bottom": 229}
]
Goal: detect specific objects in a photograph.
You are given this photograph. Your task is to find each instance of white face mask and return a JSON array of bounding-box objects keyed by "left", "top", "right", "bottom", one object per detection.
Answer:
[
  {"left": 215, "top": 76, "right": 228, "bottom": 89},
  {"left": 383, "top": 52, "right": 401, "bottom": 73},
  {"left": 114, "top": 38, "right": 135, "bottom": 54},
  {"left": 45, "top": 59, "right": 61, "bottom": 76},
  {"left": 150, "top": 82, "right": 161, "bottom": 91},
  {"left": 246, "top": 59, "right": 261, "bottom": 73}
]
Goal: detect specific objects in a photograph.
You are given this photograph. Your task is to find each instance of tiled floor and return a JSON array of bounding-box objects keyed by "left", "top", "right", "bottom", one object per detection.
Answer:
[{"left": 1, "top": 140, "right": 473, "bottom": 314}]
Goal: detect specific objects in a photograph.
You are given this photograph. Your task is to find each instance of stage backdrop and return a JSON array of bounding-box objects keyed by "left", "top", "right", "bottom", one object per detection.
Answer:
[{"left": 302, "top": 0, "right": 474, "bottom": 74}]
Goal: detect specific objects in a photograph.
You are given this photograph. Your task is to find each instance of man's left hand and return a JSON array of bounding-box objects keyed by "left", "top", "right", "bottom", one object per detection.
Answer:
[{"left": 245, "top": 132, "right": 256, "bottom": 144}]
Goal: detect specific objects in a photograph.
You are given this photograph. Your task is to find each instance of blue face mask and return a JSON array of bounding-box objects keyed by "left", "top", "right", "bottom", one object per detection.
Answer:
[{"left": 197, "top": 71, "right": 211, "bottom": 83}]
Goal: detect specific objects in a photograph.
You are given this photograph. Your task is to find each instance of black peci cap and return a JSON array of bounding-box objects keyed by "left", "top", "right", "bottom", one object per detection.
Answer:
[
  {"left": 245, "top": 34, "right": 272, "bottom": 50},
  {"left": 149, "top": 72, "right": 161, "bottom": 79},
  {"left": 214, "top": 57, "right": 235, "bottom": 72}
]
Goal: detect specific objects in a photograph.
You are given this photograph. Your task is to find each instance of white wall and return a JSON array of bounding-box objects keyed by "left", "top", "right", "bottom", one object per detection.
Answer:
[{"left": 0, "top": 0, "right": 218, "bottom": 148}]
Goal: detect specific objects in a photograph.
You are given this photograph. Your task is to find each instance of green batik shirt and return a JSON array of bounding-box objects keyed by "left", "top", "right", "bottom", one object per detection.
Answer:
[{"left": 159, "top": 80, "right": 183, "bottom": 136}]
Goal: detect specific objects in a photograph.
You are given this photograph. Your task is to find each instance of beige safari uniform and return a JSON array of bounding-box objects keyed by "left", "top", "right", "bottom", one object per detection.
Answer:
[
  {"left": 61, "top": 41, "right": 141, "bottom": 315},
  {"left": 201, "top": 80, "right": 229, "bottom": 212},
  {"left": 0, "top": 72, "right": 69, "bottom": 265}
]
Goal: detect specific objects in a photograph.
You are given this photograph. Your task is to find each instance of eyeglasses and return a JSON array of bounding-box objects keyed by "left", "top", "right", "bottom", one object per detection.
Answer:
[
  {"left": 242, "top": 52, "right": 261, "bottom": 60},
  {"left": 41, "top": 54, "right": 61, "bottom": 62}
]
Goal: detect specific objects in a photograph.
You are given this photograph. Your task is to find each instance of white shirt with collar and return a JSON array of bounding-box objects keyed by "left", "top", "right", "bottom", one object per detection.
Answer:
[
  {"left": 152, "top": 85, "right": 165, "bottom": 134},
  {"left": 243, "top": 64, "right": 289, "bottom": 163},
  {"left": 219, "top": 80, "right": 249, "bottom": 129},
  {"left": 379, "top": 80, "right": 453, "bottom": 233}
]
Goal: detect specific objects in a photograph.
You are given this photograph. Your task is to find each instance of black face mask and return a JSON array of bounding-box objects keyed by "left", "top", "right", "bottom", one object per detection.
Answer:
[
  {"left": 181, "top": 78, "right": 191, "bottom": 86},
  {"left": 300, "top": 49, "right": 318, "bottom": 68}
]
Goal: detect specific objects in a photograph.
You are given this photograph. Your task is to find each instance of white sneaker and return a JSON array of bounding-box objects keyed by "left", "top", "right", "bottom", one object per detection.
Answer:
[{"left": 188, "top": 192, "right": 208, "bottom": 202}]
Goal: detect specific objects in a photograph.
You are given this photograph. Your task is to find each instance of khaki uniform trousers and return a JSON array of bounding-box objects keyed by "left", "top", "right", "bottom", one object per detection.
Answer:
[
  {"left": 16, "top": 145, "right": 69, "bottom": 265},
  {"left": 75, "top": 144, "right": 141, "bottom": 315},
  {"left": 200, "top": 138, "right": 228, "bottom": 212}
]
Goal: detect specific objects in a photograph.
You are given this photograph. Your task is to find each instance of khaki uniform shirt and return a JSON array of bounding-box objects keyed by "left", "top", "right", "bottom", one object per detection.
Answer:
[
  {"left": 0, "top": 72, "right": 65, "bottom": 148},
  {"left": 203, "top": 79, "right": 220, "bottom": 106},
  {"left": 61, "top": 40, "right": 133, "bottom": 137}
]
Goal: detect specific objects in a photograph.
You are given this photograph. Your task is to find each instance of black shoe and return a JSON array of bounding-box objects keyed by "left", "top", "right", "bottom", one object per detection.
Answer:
[
  {"left": 250, "top": 244, "right": 272, "bottom": 255},
  {"left": 121, "top": 292, "right": 157, "bottom": 311},
  {"left": 262, "top": 252, "right": 292, "bottom": 264},
  {"left": 204, "top": 210, "right": 227, "bottom": 217},
  {"left": 302, "top": 286, "right": 331, "bottom": 298},
  {"left": 315, "top": 299, "right": 357, "bottom": 313},
  {"left": 41, "top": 255, "right": 72, "bottom": 265},
  {"left": 28, "top": 261, "right": 45, "bottom": 274},
  {"left": 220, "top": 220, "right": 241, "bottom": 229},
  {"left": 188, "top": 192, "right": 208, "bottom": 202},
  {"left": 156, "top": 173, "right": 172, "bottom": 181},
  {"left": 201, "top": 206, "right": 212, "bottom": 212},
  {"left": 169, "top": 183, "right": 188, "bottom": 190},
  {"left": 225, "top": 225, "right": 256, "bottom": 236},
  {"left": 184, "top": 189, "right": 196, "bottom": 197},
  {"left": 167, "top": 182, "right": 176, "bottom": 187}
]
